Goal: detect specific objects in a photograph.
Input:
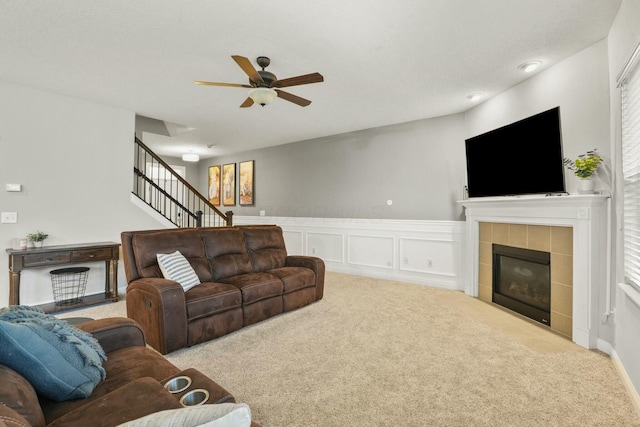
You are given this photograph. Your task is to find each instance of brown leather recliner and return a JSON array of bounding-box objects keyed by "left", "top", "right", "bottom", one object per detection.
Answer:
[
  {"left": 121, "top": 225, "right": 325, "bottom": 354},
  {"left": 0, "top": 317, "right": 261, "bottom": 427}
]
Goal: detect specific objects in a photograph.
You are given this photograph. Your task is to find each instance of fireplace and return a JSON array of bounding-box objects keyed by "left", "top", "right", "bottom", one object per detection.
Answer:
[
  {"left": 459, "top": 195, "right": 609, "bottom": 349},
  {"left": 492, "top": 244, "right": 551, "bottom": 326}
]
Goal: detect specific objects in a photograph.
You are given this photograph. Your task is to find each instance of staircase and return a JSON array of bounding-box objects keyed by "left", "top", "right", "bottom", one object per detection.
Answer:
[{"left": 132, "top": 137, "right": 232, "bottom": 228}]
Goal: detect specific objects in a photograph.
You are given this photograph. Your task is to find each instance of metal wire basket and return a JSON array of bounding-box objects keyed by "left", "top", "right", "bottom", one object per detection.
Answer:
[{"left": 50, "top": 267, "right": 89, "bottom": 306}]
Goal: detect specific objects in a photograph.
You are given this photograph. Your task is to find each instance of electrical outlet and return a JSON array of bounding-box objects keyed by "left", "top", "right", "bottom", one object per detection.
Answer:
[
  {"left": 427, "top": 259, "right": 433, "bottom": 268},
  {"left": 403, "top": 257, "right": 409, "bottom": 264},
  {"left": 1, "top": 212, "right": 17, "bottom": 223}
]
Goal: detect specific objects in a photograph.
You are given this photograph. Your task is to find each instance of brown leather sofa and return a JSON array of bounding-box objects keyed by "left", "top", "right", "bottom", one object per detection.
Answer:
[
  {"left": 0, "top": 317, "right": 260, "bottom": 427},
  {"left": 121, "top": 225, "right": 325, "bottom": 355}
]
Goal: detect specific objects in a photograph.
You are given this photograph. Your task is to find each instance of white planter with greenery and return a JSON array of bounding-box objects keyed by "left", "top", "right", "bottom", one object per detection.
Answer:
[
  {"left": 563, "top": 149, "right": 602, "bottom": 194},
  {"left": 577, "top": 177, "right": 595, "bottom": 194},
  {"left": 27, "top": 230, "right": 48, "bottom": 248}
]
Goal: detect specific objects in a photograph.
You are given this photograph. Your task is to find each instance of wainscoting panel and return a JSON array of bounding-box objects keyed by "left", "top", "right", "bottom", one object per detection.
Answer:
[
  {"left": 399, "top": 238, "right": 458, "bottom": 276},
  {"left": 282, "top": 230, "right": 304, "bottom": 256},
  {"left": 347, "top": 235, "right": 395, "bottom": 269},
  {"left": 235, "top": 216, "right": 465, "bottom": 290},
  {"left": 306, "top": 232, "right": 345, "bottom": 263}
]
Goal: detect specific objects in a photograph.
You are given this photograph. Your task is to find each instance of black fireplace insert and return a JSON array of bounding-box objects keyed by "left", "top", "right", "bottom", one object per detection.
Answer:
[{"left": 492, "top": 244, "right": 551, "bottom": 326}]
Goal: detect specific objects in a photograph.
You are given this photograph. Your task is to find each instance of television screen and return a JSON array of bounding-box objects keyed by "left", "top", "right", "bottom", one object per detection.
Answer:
[{"left": 464, "top": 107, "right": 565, "bottom": 198}]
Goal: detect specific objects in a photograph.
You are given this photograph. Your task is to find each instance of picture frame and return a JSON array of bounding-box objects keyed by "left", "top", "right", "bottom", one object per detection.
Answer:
[
  {"left": 239, "top": 160, "right": 255, "bottom": 206},
  {"left": 222, "top": 163, "right": 236, "bottom": 206},
  {"left": 208, "top": 165, "right": 221, "bottom": 206}
]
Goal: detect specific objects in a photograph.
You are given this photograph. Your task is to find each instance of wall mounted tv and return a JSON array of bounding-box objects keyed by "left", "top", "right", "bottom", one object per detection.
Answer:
[{"left": 464, "top": 106, "right": 565, "bottom": 198}]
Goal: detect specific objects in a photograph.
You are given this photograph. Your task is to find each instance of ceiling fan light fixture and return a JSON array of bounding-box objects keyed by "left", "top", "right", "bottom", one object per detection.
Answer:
[
  {"left": 249, "top": 87, "right": 277, "bottom": 106},
  {"left": 182, "top": 153, "right": 200, "bottom": 162}
]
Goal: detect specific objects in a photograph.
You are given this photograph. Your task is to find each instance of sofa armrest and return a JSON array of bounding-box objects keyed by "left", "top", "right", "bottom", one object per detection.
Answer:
[
  {"left": 285, "top": 255, "right": 325, "bottom": 300},
  {"left": 46, "top": 377, "right": 182, "bottom": 427},
  {"left": 0, "top": 364, "right": 45, "bottom": 427},
  {"left": 0, "top": 403, "right": 32, "bottom": 427},
  {"left": 76, "top": 317, "right": 146, "bottom": 354},
  {"left": 125, "top": 278, "right": 188, "bottom": 355}
]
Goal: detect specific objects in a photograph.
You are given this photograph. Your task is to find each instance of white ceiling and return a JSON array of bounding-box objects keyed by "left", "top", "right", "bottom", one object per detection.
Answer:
[{"left": 0, "top": 0, "right": 621, "bottom": 159}]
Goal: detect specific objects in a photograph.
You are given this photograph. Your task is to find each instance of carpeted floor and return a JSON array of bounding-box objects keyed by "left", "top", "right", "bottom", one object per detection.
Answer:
[{"left": 60, "top": 272, "right": 640, "bottom": 427}]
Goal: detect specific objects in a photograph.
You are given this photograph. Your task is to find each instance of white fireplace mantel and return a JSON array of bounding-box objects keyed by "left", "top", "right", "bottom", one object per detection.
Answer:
[{"left": 458, "top": 194, "right": 610, "bottom": 349}]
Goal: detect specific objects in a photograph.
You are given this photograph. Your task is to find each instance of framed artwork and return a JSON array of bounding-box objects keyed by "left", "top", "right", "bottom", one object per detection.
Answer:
[
  {"left": 239, "top": 160, "right": 255, "bottom": 206},
  {"left": 208, "top": 165, "right": 221, "bottom": 206},
  {"left": 222, "top": 163, "right": 236, "bottom": 206}
]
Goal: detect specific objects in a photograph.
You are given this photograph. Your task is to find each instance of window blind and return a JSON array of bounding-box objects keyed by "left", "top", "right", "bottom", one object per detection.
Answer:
[{"left": 622, "top": 56, "right": 640, "bottom": 289}]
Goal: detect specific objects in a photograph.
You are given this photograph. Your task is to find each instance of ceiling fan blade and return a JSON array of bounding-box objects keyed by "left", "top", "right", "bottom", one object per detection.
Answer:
[
  {"left": 194, "top": 81, "right": 252, "bottom": 88},
  {"left": 239, "top": 97, "right": 254, "bottom": 108},
  {"left": 273, "top": 72, "right": 324, "bottom": 88},
  {"left": 232, "top": 55, "right": 264, "bottom": 85},
  {"left": 275, "top": 89, "right": 311, "bottom": 107}
]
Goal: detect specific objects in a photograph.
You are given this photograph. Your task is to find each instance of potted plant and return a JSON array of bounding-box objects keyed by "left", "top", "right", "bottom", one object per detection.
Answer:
[
  {"left": 563, "top": 149, "right": 602, "bottom": 193},
  {"left": 27, "top": 230, "right": 49, "bottom": 248}
]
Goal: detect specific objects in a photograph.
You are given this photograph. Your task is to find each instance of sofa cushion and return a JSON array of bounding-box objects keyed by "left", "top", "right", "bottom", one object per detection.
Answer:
[
  {"left": 219, "top": 273, "right": 284, "bottom": 304},
  {"left": 158, "top": 250, "right": 201, "bottom": 292},
  {"left": 116, "top": 403, "right": 252, "bottom": 427},
  {"left": 268, "top": 266, "right": 316, "bottom": 293},
  {"left": 0, "top": 306, "right": 106, "bottom": 402},
  {"left": 201, "top": 228, "right": 253, "bottom": 281},
  {"left": 185, "top": 282, "right": 242, "bottom": 320},
  {"left": 132, "top": 229, "right": 211, "bottom": 280},
  {"left": 239, "top": 226, "right": 287, "bottom": 272}
]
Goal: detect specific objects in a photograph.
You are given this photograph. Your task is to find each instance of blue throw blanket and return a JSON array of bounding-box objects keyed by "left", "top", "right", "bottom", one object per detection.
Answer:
[{"left": 0, "top": 305, "right": 107, "bottom": 401}]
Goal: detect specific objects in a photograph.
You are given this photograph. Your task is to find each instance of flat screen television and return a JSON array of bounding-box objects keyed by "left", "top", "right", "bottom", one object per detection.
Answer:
[{"left": 464, "top": 106, "right": 565, "bottom": 198}]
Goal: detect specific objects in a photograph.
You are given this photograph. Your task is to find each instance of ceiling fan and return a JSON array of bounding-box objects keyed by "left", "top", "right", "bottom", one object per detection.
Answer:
[{"left": 194, "top": 55, "right": 324, "bottom": 108}]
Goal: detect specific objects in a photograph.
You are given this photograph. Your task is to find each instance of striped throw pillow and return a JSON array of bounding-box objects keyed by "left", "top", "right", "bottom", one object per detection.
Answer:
[{"left": 156, "top": 250, "right": 201, "bottom": 291}]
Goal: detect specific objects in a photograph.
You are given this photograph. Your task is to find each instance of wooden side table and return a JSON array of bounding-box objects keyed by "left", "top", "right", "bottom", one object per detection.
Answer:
[{"left": 6, "top": 242, "right": 120, "bottom": 313}]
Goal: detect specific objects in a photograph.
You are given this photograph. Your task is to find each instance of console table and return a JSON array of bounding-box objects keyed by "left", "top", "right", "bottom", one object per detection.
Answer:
[{"left": 6, "top": 242, "right": 120, "bottom": 313}]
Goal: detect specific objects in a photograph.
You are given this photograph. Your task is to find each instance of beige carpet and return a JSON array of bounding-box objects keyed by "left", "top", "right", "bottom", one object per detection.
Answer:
[{"left": 60, "top": 272, "right": 640, "bottom": 427}]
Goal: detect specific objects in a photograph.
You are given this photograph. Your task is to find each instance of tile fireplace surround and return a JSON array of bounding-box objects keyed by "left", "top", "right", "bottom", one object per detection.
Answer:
[{"left": 458, "top": 195, "right": 610, "bottom": 349}]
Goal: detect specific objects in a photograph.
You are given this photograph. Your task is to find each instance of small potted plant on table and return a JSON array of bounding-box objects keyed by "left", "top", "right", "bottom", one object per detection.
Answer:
[{"left": 27, "top": 230, "right": 49, "bottom": 248}]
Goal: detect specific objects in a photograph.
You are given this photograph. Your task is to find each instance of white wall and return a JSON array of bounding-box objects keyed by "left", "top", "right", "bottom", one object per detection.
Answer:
[
  {"left": 608, "top": 0, "right": 640, "bottom": 398},
  {"left": 0, "top": 80, "right": 164, "bottom": 307}
]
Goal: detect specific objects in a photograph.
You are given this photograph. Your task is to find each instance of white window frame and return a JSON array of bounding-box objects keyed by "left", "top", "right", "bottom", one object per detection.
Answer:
[{"left": 619, "top": 38, "right": 640, "bottom": 291}]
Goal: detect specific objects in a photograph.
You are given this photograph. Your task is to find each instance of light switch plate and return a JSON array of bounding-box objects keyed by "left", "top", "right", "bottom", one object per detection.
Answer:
[
  {"left": 1, "top": 212, "right": 17, "bottom": 223},
  {"left": 5, "top": 184, "right": 21, "bottom": 192}
]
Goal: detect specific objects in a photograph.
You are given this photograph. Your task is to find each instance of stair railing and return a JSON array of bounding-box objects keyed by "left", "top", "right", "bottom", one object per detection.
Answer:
[{"left": 132, "top": 137, "right": 232, "bottom": 228}]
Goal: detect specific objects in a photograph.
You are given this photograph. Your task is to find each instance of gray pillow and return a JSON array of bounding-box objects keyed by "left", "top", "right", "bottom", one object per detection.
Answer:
[{"left": 157, "top": 250, "right": 201, "bottom": 291}]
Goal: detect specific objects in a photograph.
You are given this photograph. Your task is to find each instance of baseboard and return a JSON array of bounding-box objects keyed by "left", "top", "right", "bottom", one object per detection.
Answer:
[
  {"left": 611, "top": 348, "right": 640, "bottom": 416},
  {"left": 597, "top": 338, "right": 613, "bottom": 355}
]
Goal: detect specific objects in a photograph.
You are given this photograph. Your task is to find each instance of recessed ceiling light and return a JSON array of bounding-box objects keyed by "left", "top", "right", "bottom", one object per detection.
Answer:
[
  {"left": 518, "top": 61, "right": 542, "bottom": 73},
  {"left": 467, "top": 93, "right": 484, "bottom": 102}
]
